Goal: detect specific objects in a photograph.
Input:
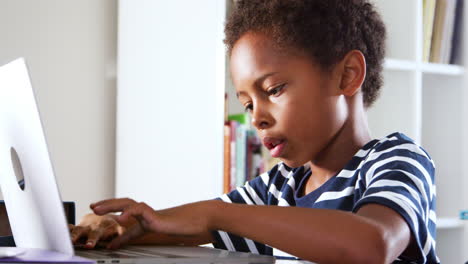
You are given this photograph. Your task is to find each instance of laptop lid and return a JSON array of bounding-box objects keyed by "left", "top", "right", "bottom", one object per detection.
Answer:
[{"left": 0, "top": 58, "right": 74, "bottom": 255}]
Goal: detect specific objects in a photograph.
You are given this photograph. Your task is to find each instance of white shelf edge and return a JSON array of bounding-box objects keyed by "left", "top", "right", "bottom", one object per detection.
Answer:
[
  {"left": 437, "top": 217, "right": 464, "bottom": 229},
  {"left": 383, "top": 58, "right": 417, "bottom": 71},
  {"left": 383, "top": 58, "right": 465, "bottom": 76},
  {"left": 421, "top": 62, "right": 465, "bottom": 76}
]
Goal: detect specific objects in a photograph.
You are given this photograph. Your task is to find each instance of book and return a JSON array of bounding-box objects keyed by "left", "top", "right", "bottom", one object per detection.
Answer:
[
  {"left": 440, "top": 0, "right": 457, "bottom": 63},
  {"left": 223, "top": 123, "right": 231, "bottom": 194},
  {"left": 223, "top": 112, "right": 270, "bottom": 192},
  {"left": 430, "top": 0, "right": 448, "bottom": 63},
  {"left": 430, "top": 0, "right": 458, "bottom": 64},
  {"left": 247, "top": 130, "right": 264, "bottom": 181},
  {"left": 460, "top": 210, "right": 468, "bottom": 220},
  {"left": 423, "top": 0, "right": 437, "bottom": 62},
  {"left": 235, "top": 123, "right": 248, "bottom": 188},
  {"left": 228, "top": 113, "right": 251, "bottom": 126},
  {"left": 449, "top": 0, "right": 464, "bottom": 64},
  {"left": 224, "top": 93, "right": 229, "bottom": 122},
  {"left": 229, "top": 120, "right": 238, "bottom": 191}
]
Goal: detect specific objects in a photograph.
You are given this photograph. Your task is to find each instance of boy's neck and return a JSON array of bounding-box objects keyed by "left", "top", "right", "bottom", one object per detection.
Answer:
[{"left": 305, "top": 97, "right": 371, "bottom": 193}]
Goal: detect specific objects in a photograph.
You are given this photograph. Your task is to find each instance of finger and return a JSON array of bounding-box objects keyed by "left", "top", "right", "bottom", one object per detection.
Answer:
[
  {"left": 90, "top": 198, "right": 136, "bottom": 210},
  {"left": 90, "top": 198, "right": 118, "bottom": 209},
  {"left": 96, "top": 240, "right": 111, "bottom": 249},
  {"left": 92, "top": 198, "right": 136, "bottom": 215},
  {"left": 85, "top": 229, "right": 104, "bottom": 249},
  {"left": 98, "top": 219, "right": 121, "bottom": 240},
  {"left": 117, "top": 203, "right": 156, "bottom": 229},
  {"left": 70, "top": 226, "right": 91, "bottom": 243},
  {"left": 98, "top": 217, "right": 118, "bottom": 229},
  {"left": 101, "top": 228, "right": 120, "bottom": 241},
  {"left": 107, "top": 214, "right": 120, "bottom": 222},
  {"left": 90, "top": 198, "right": 134, "bottom": 209},
  {"left": 70, "top": 226, "right": 89, "bottom": 243},
  {"left": 107, "top": 224, "right": 144, "bottom": 250}
]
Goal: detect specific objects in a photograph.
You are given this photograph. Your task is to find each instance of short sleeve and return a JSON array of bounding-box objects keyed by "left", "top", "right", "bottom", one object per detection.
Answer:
[
  {"left": 211, "top": 164, "right": 281, "bottom": 255},
  {"left": 353, "top": 143, "right": 437, "bottom": 263}
]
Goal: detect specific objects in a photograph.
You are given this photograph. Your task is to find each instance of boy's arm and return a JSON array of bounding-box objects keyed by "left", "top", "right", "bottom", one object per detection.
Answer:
[
  {"left": 92, "top": 198, "right": 412, "bottom": 263},
  {"left": 211, "top": 201, "right": 411, "bottom": 264}
]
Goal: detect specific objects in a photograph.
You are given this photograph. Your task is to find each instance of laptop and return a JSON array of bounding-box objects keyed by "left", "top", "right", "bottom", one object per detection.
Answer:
[{"left": 0, "top": 58, "right": 275, "bottom": 264}]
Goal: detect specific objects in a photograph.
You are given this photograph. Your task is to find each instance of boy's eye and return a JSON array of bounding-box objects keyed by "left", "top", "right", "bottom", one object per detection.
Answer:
[
  {"left": 267, "top": 84, "right": 286, "bottom": 96},
  {"left": 244, "top": 103, "right": 253, "bottom": 113}
]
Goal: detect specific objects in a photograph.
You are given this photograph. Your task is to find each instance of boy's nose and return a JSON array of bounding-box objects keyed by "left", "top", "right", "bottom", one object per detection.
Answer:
[
  {"left": 251, "top": 110, "right": 273, "bottom": 130},
  {"left": 252, "top": 118, "right": 269, "bottom": 130}
]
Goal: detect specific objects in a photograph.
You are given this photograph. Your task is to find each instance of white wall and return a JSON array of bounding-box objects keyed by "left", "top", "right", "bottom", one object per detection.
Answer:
[
  {"left": 0, "top": 0, "right": 117, "bottom": 220},
  {"left": 116, "top": 0, "right": 226, "bottom": 209}
]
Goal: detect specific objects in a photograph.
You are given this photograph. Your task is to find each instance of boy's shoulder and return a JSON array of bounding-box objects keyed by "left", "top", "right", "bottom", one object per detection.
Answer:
[
  {"left": 371, "top": 132, "right": 427, "bottom": 152},
  {"left": 373, "top": 131, "right": 414, "bottom": 146},
  {"left": 365, "top": 132, "right": 435, "bottom": 168}
]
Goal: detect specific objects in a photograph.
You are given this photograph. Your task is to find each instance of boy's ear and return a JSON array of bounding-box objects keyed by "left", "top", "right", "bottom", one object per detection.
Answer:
[{"left": 338, "top": 50, "right": 366, "bottom": 97}]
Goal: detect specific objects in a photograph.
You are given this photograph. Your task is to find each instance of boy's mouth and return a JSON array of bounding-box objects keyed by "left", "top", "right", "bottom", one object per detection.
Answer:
[{"left": 263, "top": 137, "right": 286, "bottom": 158}]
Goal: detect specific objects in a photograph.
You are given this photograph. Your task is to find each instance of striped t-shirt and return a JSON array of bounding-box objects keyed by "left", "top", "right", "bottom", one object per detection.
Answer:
[{"left": 212, "top": 132, "right": 439, "bottom": 264}]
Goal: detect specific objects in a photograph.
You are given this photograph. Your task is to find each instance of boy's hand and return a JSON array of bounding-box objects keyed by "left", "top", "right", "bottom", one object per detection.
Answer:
[
  {"left": 69, "top": 213, "right": 125, "bottom": 249},
  {"left": 91, "top": 198, "right": 219, "bottom": 249}
]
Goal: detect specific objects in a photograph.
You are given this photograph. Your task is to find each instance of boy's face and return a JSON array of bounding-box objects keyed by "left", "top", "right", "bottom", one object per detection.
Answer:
[{"left": 231, "top": 32, "right": 348, "bottom": 168}]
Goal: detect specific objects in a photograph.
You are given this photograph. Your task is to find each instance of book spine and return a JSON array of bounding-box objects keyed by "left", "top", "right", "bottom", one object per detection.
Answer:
[
  {"left": 430, "top": 0, "right": 447, "bottom": 63},
  {"left": 449, "top": 0, "right": 463, "bottom": 64},
  {"left": 223, "top": 123, "right": 231, "bottom": 194},
  {"left": 229, "top": 121, "right": 238, "bottom": 191},
  {"left": 246, "top": 131, "right": 254, "bottom": 182},
  {"left": 441, "top": 0, "right": 457, "bottom": 63},
  {"left": 247, "top": 130, "right": 263, "bottom": 180},
  {"left": 423, "top": 0, "right": 437, "bottom": 62},
  {"left": 235, "top": 124, "right": 247, "bottom": 187}
]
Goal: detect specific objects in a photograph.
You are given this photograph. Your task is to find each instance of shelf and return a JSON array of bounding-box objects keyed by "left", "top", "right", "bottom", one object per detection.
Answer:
[
  {"left": 421, "top": 63, "right": 465, "bottom": 76},
  {"left": 383, "top": 58, "right": 417, "bottom": 71},
  {"left": 437, "top": 217, "right": 464, "bottom": 229},
  {"left": 383, "top": 59, "right": 465, "bottom": 76}
]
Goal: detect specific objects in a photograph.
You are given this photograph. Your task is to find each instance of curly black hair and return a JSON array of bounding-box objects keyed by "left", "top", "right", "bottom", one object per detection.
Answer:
[{"left": 224, "top": 0, "right": 386, "bottom": 108}]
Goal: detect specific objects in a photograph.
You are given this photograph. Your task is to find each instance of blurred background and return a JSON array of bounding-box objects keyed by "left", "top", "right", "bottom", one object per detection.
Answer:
[
  {"left": 0, "top": 0, "right": 117, "bottom": 219},
  {"left": 0, "top": 0, "right": 467, "bottom": 263}
]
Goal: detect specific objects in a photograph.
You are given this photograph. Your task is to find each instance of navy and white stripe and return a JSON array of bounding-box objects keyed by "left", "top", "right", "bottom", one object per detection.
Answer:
[{"left": 212, "top": 132, "right": 439, "bottom": 264}]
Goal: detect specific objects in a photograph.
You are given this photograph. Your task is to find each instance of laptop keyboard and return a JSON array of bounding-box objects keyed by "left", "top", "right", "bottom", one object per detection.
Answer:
[{"left": 75, "top": 247, "right": 188, "bottom": 259}]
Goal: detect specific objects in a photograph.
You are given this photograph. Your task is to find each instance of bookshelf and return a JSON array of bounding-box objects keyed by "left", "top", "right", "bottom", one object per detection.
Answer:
[
  {"left": 384, "top": 58, "right": 418, "bottom": 71},
  {"left": 223, "top": 0, "right": 467, "bottom": 262},
  {"left": 421, "top": 62, "right": 465, "bottom": 75},
  {"left": 384, "top": 58, "right": 465, "bottom": 75},
  {"left": 368, "top": 0, "right": 467, "bottom": 263},
  {"left": 437, "top": 217, "right": 464, "bottom": 229}
]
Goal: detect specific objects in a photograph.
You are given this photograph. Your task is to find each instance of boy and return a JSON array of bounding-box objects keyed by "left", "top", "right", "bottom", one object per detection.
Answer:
[{"left": 71, "top": 0, "right": 438, "bottom": 263}]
